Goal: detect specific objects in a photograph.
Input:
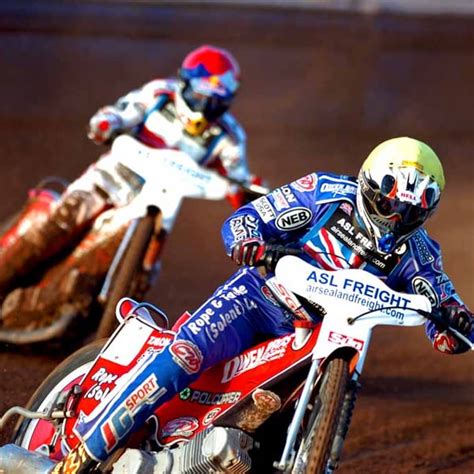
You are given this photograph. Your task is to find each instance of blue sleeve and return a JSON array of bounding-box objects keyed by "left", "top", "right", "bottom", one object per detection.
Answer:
[
  {"left": 394, "top": 229, "right": 473, "bottom": 349},
  {"left": 221, "top": 172, "right": 357, "bottom": 255}
]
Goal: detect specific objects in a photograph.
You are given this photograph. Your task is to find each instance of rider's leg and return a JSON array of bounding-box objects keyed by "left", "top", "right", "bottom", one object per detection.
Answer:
[
  {"left": 53, "top": 267, "right": 293, "bottom": 471},
  {"left": 0, "top": 189, "right": 106, "bottom": 297}
]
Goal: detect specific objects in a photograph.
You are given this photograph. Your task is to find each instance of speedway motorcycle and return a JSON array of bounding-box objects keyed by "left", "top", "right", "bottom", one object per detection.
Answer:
[
  {"left": 1, "top": 254, "right": 471, "bottom": 473},
  {"left": 0, "top": 135, "right": 265, "bottom": 344}
]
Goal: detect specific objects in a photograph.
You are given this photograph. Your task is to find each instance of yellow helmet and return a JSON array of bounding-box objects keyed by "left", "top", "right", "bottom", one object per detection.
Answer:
[{"left": 357, "top": 137, "right": 445, "bottom": 253}]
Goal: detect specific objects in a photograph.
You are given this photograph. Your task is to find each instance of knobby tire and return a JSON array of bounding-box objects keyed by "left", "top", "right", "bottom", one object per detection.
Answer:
[
  {"left": 12, "top": 339, "right": 105, "bottom": 446},
  {"left": 304, "top": 357, "right": 349, "bottom": 473}
]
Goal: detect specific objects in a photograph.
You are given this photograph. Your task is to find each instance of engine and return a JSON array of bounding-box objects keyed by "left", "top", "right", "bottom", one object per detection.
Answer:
[{"left": 112, "top": 426, "right": 254, "bottom": 474}]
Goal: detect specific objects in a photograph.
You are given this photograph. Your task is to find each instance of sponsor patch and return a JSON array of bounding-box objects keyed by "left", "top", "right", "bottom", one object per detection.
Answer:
[
  {"left": 125, "top": 374, "right": 162, "bottom": 413},
  {"left": 84, "top": 368, "right": 118, "bottom": 402},
  {"left": 170, "top": 340, "right": 203, "bottom": 374},
  {"left": 221, "top": 335, "right": 293, "bottom": 383},
  {"left": 340, "top": 202, "right": 353, "bottom": 215},
  {"left": 229, "top": 215, "right": 260, "bottom": 242},
  {"left": 261, "top": 285, "right": 280, "bottom": 307},
  {"left": 203, "top": 408, "right": 222, "bottom": 425},
  {"left": 162, "top": 416, "right": 199, "bottom": 438},
  {"left": 179, "top": 388, "right": 241, "bottom": 406},
  {"left": 411, "top": 232, "right": 434, "bottom": 265},
  {"left": 252, "top": 196, "right": 276, "bottom": 223},
  {"left": 320, "top": 182, "right": 356, "bottom": 196},
  {"left": 272, "top": 188, "right": 290, "bottom": 211},
  {"left": 148, "top": 335, "right": 172, "bottom": 351},
  {"left": 328, "top": 331, "right": 364, "bottom": 351},
  {"left": 293, "top": 174, "right": 317, "bottom": 192},
  {"left": 275, "top": 207, "right": 312, "bottom": 231},
  {"left": 412, "top": 276, "right": 439, "bottom": 307}
]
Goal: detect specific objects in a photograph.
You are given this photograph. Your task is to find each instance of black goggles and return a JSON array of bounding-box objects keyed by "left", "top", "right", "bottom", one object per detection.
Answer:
[
  {"left": 362, "top": 179, "right": 434, "bottom": 232},
  {"left": 182, "top": 86, "right": 232, "bottom": 120}
]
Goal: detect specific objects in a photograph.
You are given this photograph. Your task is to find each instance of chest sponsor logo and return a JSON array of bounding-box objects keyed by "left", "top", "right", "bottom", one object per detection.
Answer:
[
  {"left": 252, "top": 196, "right": 276, "bottom": 223},
  {"left": 412, "top": 276, "right": 439, "bottom": 307},
  {"left": 324, "top": 209, "right": 401, "bottom": 273},
  {"left": 293, "top": 174, "right": 317, "bottom": 192},
  {"left": 276, "top": 207, "right": 312, "bottom": 231}
]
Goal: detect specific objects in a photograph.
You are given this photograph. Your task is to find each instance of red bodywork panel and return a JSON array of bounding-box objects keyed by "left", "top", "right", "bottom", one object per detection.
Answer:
[{"left": 26, "top": 317, "right": 321, "bottom": 456}]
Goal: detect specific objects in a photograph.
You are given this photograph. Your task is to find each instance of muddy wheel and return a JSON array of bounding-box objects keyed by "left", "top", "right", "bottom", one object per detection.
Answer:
[
  {"left": 95, "top": 208, "right": 158, "bottom": 339},
  {"left": 294, "top": 357, "right": 350, "bottom": 474},
  {"left": 12, "top": 339, "right": 105, "bottom": 450}
]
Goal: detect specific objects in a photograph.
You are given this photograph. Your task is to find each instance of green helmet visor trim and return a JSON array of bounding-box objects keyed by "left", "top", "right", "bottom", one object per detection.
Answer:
[{"left": 362, "top": 137, "right": 445, "bottom": 191}]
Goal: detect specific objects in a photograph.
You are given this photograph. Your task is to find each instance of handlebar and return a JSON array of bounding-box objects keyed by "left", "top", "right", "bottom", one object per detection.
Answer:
[
  {"left": 224, "top": 176, "right": 270, "bottom": 199},
  {"left": 259, "top": 247, "right": 473, "bottom": 351},
  {"left": 416, "top": 308, "right": 474, "bottom": 350}
]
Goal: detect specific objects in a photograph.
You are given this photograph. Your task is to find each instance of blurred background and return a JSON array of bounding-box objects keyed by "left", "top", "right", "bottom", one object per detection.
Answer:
[{"left": 0, "top": 1, "right": 473, "bottom": 471}]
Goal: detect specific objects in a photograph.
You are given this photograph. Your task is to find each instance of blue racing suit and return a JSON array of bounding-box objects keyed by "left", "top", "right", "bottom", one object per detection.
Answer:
[{"left": 76, "top": 172, "right": 473, "bottom": 462}]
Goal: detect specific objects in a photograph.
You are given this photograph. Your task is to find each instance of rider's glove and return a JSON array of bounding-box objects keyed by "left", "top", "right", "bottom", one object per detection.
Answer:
[
  {"left": 433, "top": 304, "right": 473, "bottom": 354},
  {"left": 88, "top": 110, "right": 123, "bottom": 145},
  {"left": 442, "top": 304, "right": 473, "bottom": 336},
  {"left": 231, "top": 238, "right": 266, "bottom": 266}
]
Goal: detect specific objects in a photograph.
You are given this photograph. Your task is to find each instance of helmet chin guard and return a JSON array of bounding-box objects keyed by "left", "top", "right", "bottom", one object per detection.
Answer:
[{"left": 175, "top": 91, "right": 209, "bottom": 136}]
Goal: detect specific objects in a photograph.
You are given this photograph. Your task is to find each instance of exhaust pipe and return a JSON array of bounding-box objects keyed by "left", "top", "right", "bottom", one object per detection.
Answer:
[{"left": 0, "top": 444, "right": 56, "bottom": 473}]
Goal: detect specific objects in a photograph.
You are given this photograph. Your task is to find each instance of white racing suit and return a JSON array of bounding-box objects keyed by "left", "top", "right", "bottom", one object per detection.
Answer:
[{"left": 0, "top": 78, "right": 255, "bottom": 328}]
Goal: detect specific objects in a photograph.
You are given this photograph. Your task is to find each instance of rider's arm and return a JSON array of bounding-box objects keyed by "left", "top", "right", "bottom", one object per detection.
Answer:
[
  {"left": 87, "top": 79, "right": 172, "bottom": 144},
  {"left": 208, "top": 114, "right": 268, "bottom": 209},
  {"left": 221, "top": 172, "right": 344, "bottom": 257},
  {"left": 397, "top": 230, "right": 473, "bottom": 354}
]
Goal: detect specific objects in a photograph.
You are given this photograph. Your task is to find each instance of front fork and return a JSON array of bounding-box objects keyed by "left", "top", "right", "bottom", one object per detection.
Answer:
[
  {"left": 274, "top": 358, "right": 321, "bottom": 472},
  {"left": 98, "top": 208, "right": 166, "bottom": 303},
  {"left": 274, "top": 359, "right": 360, "bottom": 473}
]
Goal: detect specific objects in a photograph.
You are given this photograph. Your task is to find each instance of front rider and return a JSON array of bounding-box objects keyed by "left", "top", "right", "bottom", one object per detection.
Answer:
[
  {"left": 51, "top": 137, "right": 473, "bottom": 472},
  {"left": 0, "top": 44, "right": 262, "bottom": 329}
]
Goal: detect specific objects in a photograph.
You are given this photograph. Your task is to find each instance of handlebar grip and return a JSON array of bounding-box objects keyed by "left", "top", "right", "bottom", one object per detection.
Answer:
[{"left": 260, "top": 244, "right": 303, "bottom": 272}]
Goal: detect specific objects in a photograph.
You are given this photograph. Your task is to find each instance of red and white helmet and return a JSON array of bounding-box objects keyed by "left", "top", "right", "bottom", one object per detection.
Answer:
[{"left": 175, "top": 45, "right": 240, "bottom": 136}]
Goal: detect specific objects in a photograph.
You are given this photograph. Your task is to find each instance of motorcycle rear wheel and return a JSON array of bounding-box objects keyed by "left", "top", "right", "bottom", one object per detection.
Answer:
[
  {"left": 12, "top": 339, "right": 105, "bottom": 450},
  {"left": 296, "top": 357, "right": 349, "bottom": 474},
  {"left": 96, "top": 208, "right": 158, "bottom": 339}
]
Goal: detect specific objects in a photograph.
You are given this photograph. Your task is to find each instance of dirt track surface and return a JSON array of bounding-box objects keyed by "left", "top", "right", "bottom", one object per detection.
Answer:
[{"left": 0, "top": 1, "right": 473, "bottom": 472}]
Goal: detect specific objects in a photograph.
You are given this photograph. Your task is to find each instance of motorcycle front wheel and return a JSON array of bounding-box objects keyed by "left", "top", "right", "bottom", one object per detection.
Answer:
[
  {"left": 11, "top": 339, "right": 105, "bottom": 451},
  {"left": 294, "top": 357, "right": 350, "bottom": 474}
]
